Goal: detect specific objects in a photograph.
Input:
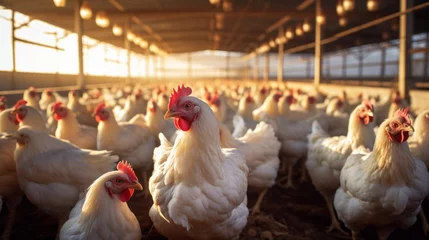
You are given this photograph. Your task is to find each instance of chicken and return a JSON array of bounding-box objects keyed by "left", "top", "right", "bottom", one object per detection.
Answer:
[
  {"left": 114, "top": 90, "right": 146, "bottom": 122},
  {"left": 129, "top": 99, "right": 176, "bottom": 140},
  {"left": 23, "top": 86, "right": 41, "bottom": 110},
  {"left": 255, "top": 86, "right": 269, "bottom": 106},
  {"left": 333, "top": 108, "right": 429, "bottom": 240},
  {"left": 94, "top": 103, "right": 156, "bottom": 198},
  {"left": 53, "top": 102, "right": 97, "bottom": 149},
  {"left": 46, "top": 101, "right": 58, "bottom": 135},
  {"left": 0, "top": 108, "right": 19, "bottom": 133},
  {"left": 306, "top": 101, "right": 376, "bottom": 233},
  {"left": 39, "top": 89, "right": 56, "bottom": 111},
  {"left": 156, "top": 92, "right": 169, "bottom": 113},
  {"left": 0, "top": 134, "right": 23, "bottom": 239},
  {"left": 60, "top": 161, "right": 142, "bottom": 240},
  {"left": 149, "top": 85, "right": 249, "bottom": 240},
  {"left": 388, "top": 91, "right": 409, "bottom": 118},
  {"left": 67, "top": 90, "right": 98, "bottom": 127},
  {"left": 219, "top": 122, "right": 280, "bottom": 214},
  {"left": 232, "top": 93, "right": 257, "bottom": 138},
  {"left": 0, "top": 96, "right": 7, "bottom": 111},
  {"left": 12, "top": 100, "right": 47, "bottom": 132},
  {"left": 408, "top": 109, "right": 429, "bottom": 168},
  {"left": 7, "top": 127, "right": 118, "bottom": 236},
  {"left": 278, "top": 94, "right": 317, "bottom": 122}
]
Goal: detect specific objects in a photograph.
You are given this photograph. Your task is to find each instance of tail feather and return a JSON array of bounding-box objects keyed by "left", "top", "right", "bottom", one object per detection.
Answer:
[
  {"left": 308, "top": 120, "right": 329, "bottom": 146},
  {"left": 239, "top": 122, "right": 281, "bottom": 159},
  {"left": 232, "top": 115, "right": 248, "bottom": 138}
]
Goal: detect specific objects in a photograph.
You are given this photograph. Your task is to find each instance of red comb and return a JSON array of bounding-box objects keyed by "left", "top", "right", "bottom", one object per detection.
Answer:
[
  {"left": 168, "top": 85, "right": 192, "bottom": 109},
  {"left": 308, "top": 96, "right": 316, "bottom": 104},
  {"left": 0, "top": 96, "right": 5, "bottom": 102},
  {"left": 210, "top": 95, "right": 221, "bottom": 107},
  {"left": 117, "top": 161, "right": 138, "bottom": 182},
  {"left": 14, "top": 100, "right": 27, "bottom": 109},
  {"left": 362, "top": 100, "right": 373, "bottom": 111},
  {"left": 394, "top": 108, "right": 411, "bottom": 125},
  {"left": 52, "top": 101, "right": 63, "bottom": 112},
  {"left": 94, "top": 102, "right": 106, "bottom": 114}
]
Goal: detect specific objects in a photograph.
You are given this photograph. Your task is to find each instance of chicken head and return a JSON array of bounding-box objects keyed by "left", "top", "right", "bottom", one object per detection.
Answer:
[
  {"left": 164, "top": 85, "right": 200, "bottom": 132},
  {"left": 105, "top": 161, "right": 143, "bottom": 202},
  {"left": 52, "top": 102, "right": 68, "bottom": 120},
  {"left": 385, "top": 108, "right": 414, "bottom": 143},
  {"left": 358, "top": 101, "right": 374, "bottom": 125}
]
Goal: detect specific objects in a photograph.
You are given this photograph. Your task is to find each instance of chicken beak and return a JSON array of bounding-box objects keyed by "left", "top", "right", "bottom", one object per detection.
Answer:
[
  {"left": 402, "top": 124, "right": 414, "bottom": 133},
  {"left": 130, "top": 182, "right": 143, "bottom": 191},
  {"left": 367, "top": 111, "right": 374, "bottom": 118},
  {"left": 5, "top": 133, "right": 19, "bottom": 140},
  {"left": 164, "top": 110, "right": 179, "bottom": 120}
]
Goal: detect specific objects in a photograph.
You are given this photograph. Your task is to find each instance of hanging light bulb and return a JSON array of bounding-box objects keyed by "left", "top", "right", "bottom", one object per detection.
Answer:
[
  {"left": 382, "top": 32, "right": 390, "bottom": 41},
  {"left": 336, "top": 0, "right": 345, "bottom": 16},
  {"left": 295, "top": 25, "right": 303, "bottom": 36},
  {"left": 139, "top": 40, "right": 148, "bottom": 49},
  {"left": 216, "top": 21, "right": 224, "bottom": 30},
  {"left": 95, "top": 11, "right": 110, "bottom": 28},
  {"left": 80, "top": 1, "right": 92, "bottom": 19},
  {"left": 126, "top": 32, "right": 136, "bottom": 41},
  {"left": 213, "top": 33, "right": 221, "bottom": 42},
  {"left": 275, "top": 37, "right": 281, "bottom": 45},
  {"left": 209, "top": 0, "right": 220, "bottom": 4},
  {"left": 280, "top": 36, "right": 287, "bottom": 44},
  {"left": 112, "top": 24, "right": 123, "bottom": 36},
  {"left": 367, "top": 0, "right": 379, "bottom": 11},
  {"left": 316, "top": 14, "right": 326, "bottom": 25},
  {"left": 343, "top": 0, "right": 355, "bottom": 11},
  {"left": 269, "top": 40, "right": 276, "bottom": 48},
  {"left": 53, "top": 0, "right": 66, "bottom": 7},
  {"left": 302, "top": 20, "right": 311, "bottom": 32},
  {"left": 339, "top": 17, "right": 347, "bottom": 27},
  {"left": 223, "top": 0, "right": 233, "bottom": 12},
  {"left": 133, "top": 36, "right": 142, "bottom": 45},
  {"left": 150, "top": 44, "right": 159, "bottom": 53},
  {"left": 285, "top": 28, "right": 294, "bottom": 39}
]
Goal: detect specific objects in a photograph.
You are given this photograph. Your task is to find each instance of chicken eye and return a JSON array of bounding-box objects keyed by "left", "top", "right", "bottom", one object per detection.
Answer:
[
  {"left": 392, "top": 122, "right": 399, "bottom": 128},
  {"left": 184, "top": 103, "right": 191, "bottom": 109},
  {"left": 115, "top": 179, "right": 123, "bottom": 184}
]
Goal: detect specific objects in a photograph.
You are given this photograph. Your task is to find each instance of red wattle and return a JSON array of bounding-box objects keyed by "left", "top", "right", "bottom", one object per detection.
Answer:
[
  {"left": 394, "top": 131, "right": 409, "bottom": 143},
  {"left": 54, "top": 113, "right": 62, "bottom": 121},
  {"left": 16, "top": 113, "right": 25, "bottom": 123},
  {"left": 118, "top": 188, "right": 134, "bottom": 202},
  {"left": 174, "top": 117, "right": 192, "bottom": 131}
]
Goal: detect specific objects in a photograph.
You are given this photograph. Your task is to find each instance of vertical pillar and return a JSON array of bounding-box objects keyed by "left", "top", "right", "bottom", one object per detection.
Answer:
[
  {"left": 264, "top": 53, "right": 269, "bottom": 81},
  {"left": 277, "top": 27, "right": 284, "bottom": 83},
  {"left": 154, "top": 56, "right": 158, "bottom": 80},
  {"left": 326, "top": 55, "right": 330, "bottom": 79},
  {"left": 75, "top": 0, "right": 84, "bottom": 89},
  {"left": 145, "top": 49, "right": 150, "bottom": 79},
  {"left": 314, "top": 0, "right": 323, "bottom": 89},
  {"left": 226, "top": 52, "right": 230, "bottom": 79},
  {"left": 306, "top": 58, "right": 311, "bottom": 78},
  {"left": 188, "top": 53, "right": 192, "bottom": 80},
  {"left": 423, "top": 33, "right": 429, "bottom": 80},
  {"left": 11, "top": 10, "right": 16, "bottom": 89},
  {"left": 358, "top": 51, "right": 363, "bottom": 79},
  {"left": 381, "top": 46, "right": 386, "bottom": 79},
  {"left": 124, "top": 23, "right": 131, "bottom": 83},
  {"left": 342, "top": 52, "right": 347, "bottom": 78},
  {"left": 398, "top": 0, "right": 414, "bottom": 99},
  {"left": 253, "top": 55, "right": 259, "bottom": 80},
  {"left": 162, "top": 56, "right": 166, "bottom": 80}
]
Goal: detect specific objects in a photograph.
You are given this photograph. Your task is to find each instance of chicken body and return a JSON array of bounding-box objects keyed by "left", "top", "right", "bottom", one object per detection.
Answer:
[
  {"left": 23, "top": 87, "right": 41, "bottom": 110},
  {"left": 14, "top": 103, "right": 47, "bottom": 132},
  {"left": 55, "top": 105, "right": 97, "bottom": 149},
  {"left": 409, "top": 109, "right": 429, "bottom": 168},
  {"left": 334, "top": 112, "right": 429, "bottom": 240},
  {"left": 60, "top": 166, "right": 142, "bottom": 240},
  {"left": 67, "top": 90, "right": 98, "bottom": 127},
  {"left": 0, "top": 108, "right": 19, "bottom": 133},
  {"left": 149, "top": 89, "right": 248, "bottom": 240},
  {"left": 306, "top": 103, "right": 376, "bottom": 233},
  {"left": 96, "top": 106, "right": 156, "bottom": 197},
  {"left": 39, "top": 89, "right": 56, "bottom": 111},
  {"left": 12, "top": 127, "right": 118, "bottom": 230}
]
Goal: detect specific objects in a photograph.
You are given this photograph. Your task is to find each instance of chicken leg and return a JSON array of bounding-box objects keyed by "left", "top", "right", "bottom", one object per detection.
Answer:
[
  {"left": 251, "top": 188, "right": 268, "bottom": 215},
  {"left": 325, "top": 196, "right": 347, "bottom": 235},
  {"left": 419, "top": 210, "right": 429, "bottom": 236}
]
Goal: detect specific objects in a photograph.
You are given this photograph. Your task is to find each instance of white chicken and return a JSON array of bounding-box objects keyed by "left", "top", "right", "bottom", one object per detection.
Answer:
[
  {"left": 114, "top": 90, "right": 146, "bottom": 122},
  {"left": 8, "top": 127, "right": 118, "bottom": 236},
  {"left": 408, "top": 109, "right": 429, "bottom": 167},
  {"left": 219, "top": 122, "right": 280, "bottom": 214},
  {"left": 39, "top": 89, "right": 56, "bottom": 111},
  {"left": 334, "top": 108, "right": 429, "bottom": 240},
  {"left": 67, "top": 90, "right": 98, "bottom": 127},
  {"left": 53, "top": 102, "right": 97, "bottom": 149},
  {"left": 149, "top": 85, "right": 249, "bottom": 240},
  {"left": 23, "top": 86, "right": 41, "bottom": 110},
  {"left": 0, "top": 108, "right": 19, "bottom": 133},
  {"left": 232, "top": 93, "right": 257, "bottom": 138},
  {"left": 306, "top": 101, "right": 376, "bottom": 233},
  {"left": 12, "top": 100, "right": 47, "bottom": 132},
  {"left": 60, "top": 161, "right": 142, "bottom": 240},
  {"left": 94, "top": 103, "right": 156, "bottom": 198},
  {"left": 0, "top": 134, "right": 23, "bottom": 239}
]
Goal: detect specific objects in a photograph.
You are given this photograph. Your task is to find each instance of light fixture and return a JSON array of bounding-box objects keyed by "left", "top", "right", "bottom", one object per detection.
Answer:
[
  {"left": 275, "top": 38, "right": 281, "bottom": 45},
  {"left": 316, "top": 14, "right": 326, "bottom": 25},
  {"left": 150, "top": 44, "right": 159, "bottom": 53},
  {"left": 53, "top": 0, "right": 66, "bottom": 7},
  {"left": 80, "top": 1, "right": 92, "bottom": 20},
  {"left": 382, "top": 32, "right": 390, "bottom": 41},
  {"left": 336, "top": 0, "right": 345, "bottom": 16},
  {"left": 139, "top": 40, "right": 148, "bottom": 49},
  {"left": 209, "top": 0, "right": 220, "bottom": 4},
  {"left": 343, "top": 0, "right": 355, "bottom": 11},
  {"left": 223, "top": 0, "right": 233, "bottom": 12},
  {"left": 391, "top": 20, "right": 399, "bottom": 31},
  {"left": 295, "top": 25, "right": 303, "bottom": 36},
  {"left": 95, "top": 11, "right": 110, "bottom": 28},
  {"left": 302, "top": 20, "right": 311, "bottom": 32},
  {"left": 216, "top": 21, "right": 224, "bottom": 29},
  {"left": 285, "top": 28, "right": 294, "bottom": 39},
  {"left": 280, "top": 36, "right": 287, "bottom": 44},
  {"left": 339, "top": 17, "right": 347, "bottom": 27},
  {"left": 367, "top": 0, "right": 379, "bottom": 11},
  {"left": 213, "top": 33, "right": 221, "bottom": 42},
  {"left": 269, "top": 40, "right": 276, "bottom": 48},
  {"left": 133, "top": 36, "right": 142, "bottom": 45},
  {"left": 112, "top": 24, "right": 123, "bottom": 36},
  {"left": 215, "top": 13, "right": 224, "bottom": 21},
  {"left": 127, "top": 32, "right": 136, "bottom": 41}
]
